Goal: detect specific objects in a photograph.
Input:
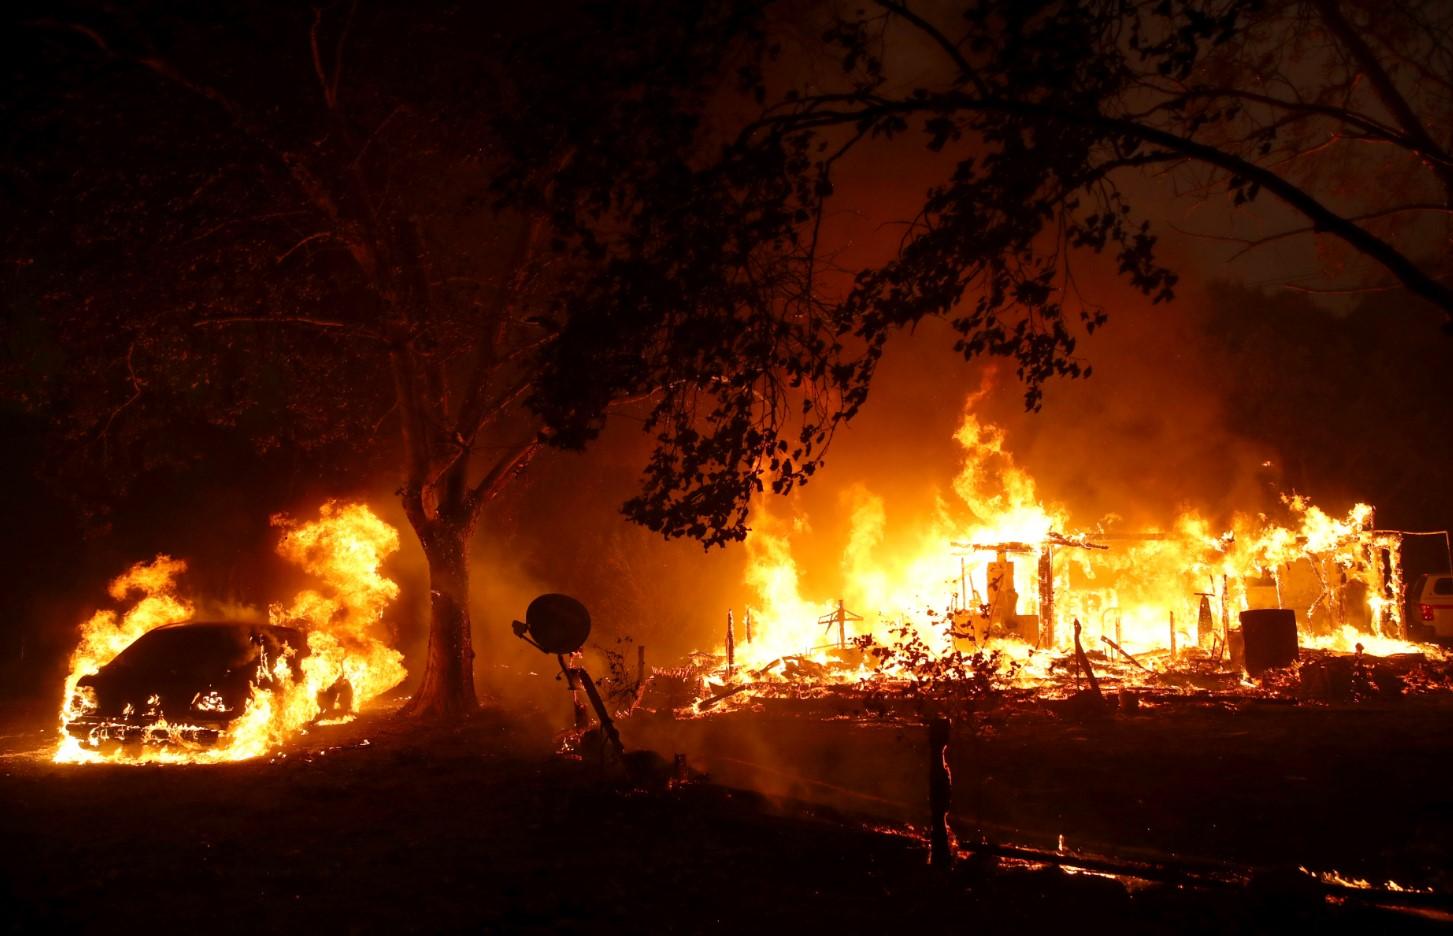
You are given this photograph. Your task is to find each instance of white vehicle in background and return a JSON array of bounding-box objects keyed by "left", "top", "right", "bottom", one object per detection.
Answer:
[{"left": 1409, "top": 573, "right": 1453, "bottom": 641}]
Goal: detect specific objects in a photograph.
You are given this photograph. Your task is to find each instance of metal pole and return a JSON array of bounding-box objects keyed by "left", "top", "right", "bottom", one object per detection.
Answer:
[
  {"left": 572, "top": 666, "right": 626, "bottom": 763},
  {"left": 557, "top": 653, "right": 589, "bottom": 730}
]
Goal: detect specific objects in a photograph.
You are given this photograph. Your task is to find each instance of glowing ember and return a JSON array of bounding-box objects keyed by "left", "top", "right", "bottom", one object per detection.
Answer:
[{"left": 55, "top": 501, "right": 406, "bottom": 764}]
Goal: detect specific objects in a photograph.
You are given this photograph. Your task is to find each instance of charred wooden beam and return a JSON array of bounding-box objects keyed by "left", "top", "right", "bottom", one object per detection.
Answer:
[
  {"left": 1072, "top": 619, "right": 1102, "bottom": 700},
  {"left": 1100, "top": 635, "right": 1152, "bottom": 674},
  {"left": 726, "top": 608, "right": 736, "bottom": 677},
  {"left": 696, "top": 682, "right": 753, "bottom": 710},
  {"left": 1038, "top": 547, "right": 1055, "bottom": 648}
]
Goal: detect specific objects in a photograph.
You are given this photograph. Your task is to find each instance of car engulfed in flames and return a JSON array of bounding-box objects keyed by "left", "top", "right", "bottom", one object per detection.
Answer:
[
  {"left": 63, "top": 621, "right": 350, "bottom": 751},
  {"left": 55, "top": 500, "right": 407, "bottom": 765}
]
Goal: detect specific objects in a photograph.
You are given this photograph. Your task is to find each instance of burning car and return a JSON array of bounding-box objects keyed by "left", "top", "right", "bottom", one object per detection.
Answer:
[{"left": 63, "top": 620, "right": 341, "bottom": 750}]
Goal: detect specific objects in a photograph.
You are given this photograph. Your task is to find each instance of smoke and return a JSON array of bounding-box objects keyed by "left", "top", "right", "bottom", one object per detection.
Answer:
[
  {"left": 967, "top": 288, "right": 1281, "bottom": 530},
  {"left": 460, "top": 439, "right": 744, "bottom": 722},
  {"left": 189, "top": 598, "right": 267, "bottom": 624}
]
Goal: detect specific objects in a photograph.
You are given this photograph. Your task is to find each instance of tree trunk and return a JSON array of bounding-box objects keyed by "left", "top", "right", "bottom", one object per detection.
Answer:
[{"left": 401, "top": 519, "right": 479, "bottom": 718}]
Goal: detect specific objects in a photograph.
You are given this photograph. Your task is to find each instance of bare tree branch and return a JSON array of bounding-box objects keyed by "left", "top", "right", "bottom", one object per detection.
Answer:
[
  {"left": 744, "top": 90, "right": 1453, "bottom": 322},
  {"left": 1312, "top": 0, "right": 1453, "bottom": 201},
  {"left": 466, "top": 439, "right": 542, "bottom": 512},
  {"left": 97, "top": 341, "right": 145, "bottom": 462},
  {"left": 276, "top": 231, "right": 333, "bottom": 263},
  {"left": 193, "top": 315, "right": 382, "bottom": 340}
]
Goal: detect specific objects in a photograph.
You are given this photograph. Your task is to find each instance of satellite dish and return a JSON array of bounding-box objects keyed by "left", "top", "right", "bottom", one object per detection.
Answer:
[{"left": 520, "top": 593, "right": 592, "bottom": 655}]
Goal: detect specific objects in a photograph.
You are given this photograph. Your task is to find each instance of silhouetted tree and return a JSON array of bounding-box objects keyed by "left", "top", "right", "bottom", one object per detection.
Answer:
[
  {"left": 493, "top": 0, "right": 1452, "bottom": 557},
  {"left": 2, "top": 3, "right": 666, "bottom": 716},
  {"left": 1, "top": 1, "right": 855, "bottom": 717},
  {"left": 7, "top": 0, "right": 1450, "bottom": 720}
]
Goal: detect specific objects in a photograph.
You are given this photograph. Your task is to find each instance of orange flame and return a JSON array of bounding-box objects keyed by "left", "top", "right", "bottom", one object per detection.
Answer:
[
  {"left": 729, "top": 387, "right": 1429, "bottom": 684},
  {"left": 56, "top": 501, "right": 407, "bottom": 764}
]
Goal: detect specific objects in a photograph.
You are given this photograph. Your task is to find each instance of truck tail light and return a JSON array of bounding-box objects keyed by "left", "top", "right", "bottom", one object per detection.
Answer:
[{"left": 1421, "top": 603, "right": 1436, "bottom": 621}]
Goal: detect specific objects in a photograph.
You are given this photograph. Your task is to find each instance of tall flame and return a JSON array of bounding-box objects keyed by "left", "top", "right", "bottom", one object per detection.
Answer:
[
  {"left": 55, "top": 556, "right": 195, "bottom": 761},
  {"left": 270, "top": 500, "right": 407, "bottom": 713},
  {"left": 730, "top": 384, "right": 1425, "bottom": 678}
]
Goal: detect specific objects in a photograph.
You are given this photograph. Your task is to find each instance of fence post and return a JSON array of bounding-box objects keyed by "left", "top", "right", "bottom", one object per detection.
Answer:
[{"left": 929, "top": 716, "right": 953, "bottom": 869}]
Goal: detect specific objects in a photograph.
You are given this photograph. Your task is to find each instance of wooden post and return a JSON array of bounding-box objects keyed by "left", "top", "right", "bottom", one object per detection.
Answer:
[
  {"left": 929, "top": 717, "right": 953, "bottom": 869},
  {"left": 1168, "top": 610, "right": 1177, "bottom": 659},
  {"left": 1038, "top": 547, "right": 1055, "bottom": 648},
  {"left": 726, "top": 609, "right": 735, "bottom": 677},
  {"left": 817, "top": 601, "right": 862, "bottom": 650},
  {"left": 1221, "top": 574, "right": 1231, "bottom": 646},
  {"left": 744, "top": 610, "right": 752, "bottom": 644},
  {"left": 631, "top": 645, "right": 650, "bottom": 712},
  {"left": 1101, "top": 634, "right": 1151, "bottom": 673},
  {"left": 1072, "top": 619, "right": 1102, "bottom": 700}
]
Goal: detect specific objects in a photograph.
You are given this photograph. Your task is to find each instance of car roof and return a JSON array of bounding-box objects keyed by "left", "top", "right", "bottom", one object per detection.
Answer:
[
  {"left": 150, "top": 620, "right": 304, "bottom": 637},
  {"left": 97, "top": 620, "right": 305, "bottom": 670}
]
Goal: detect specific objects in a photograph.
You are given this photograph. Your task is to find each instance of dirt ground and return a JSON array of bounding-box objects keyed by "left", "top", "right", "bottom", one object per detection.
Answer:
[
  {"left": 625, "top": 694, "right": 1453, "bottom": 886},
  {"left": 1, "top": 701, "right": 1450, "bottom": 934}
]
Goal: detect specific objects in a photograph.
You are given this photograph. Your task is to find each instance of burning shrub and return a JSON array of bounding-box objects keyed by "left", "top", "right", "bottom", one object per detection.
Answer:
[{"left": 859, "top": 616, "right": 1021, "bottom": 722}]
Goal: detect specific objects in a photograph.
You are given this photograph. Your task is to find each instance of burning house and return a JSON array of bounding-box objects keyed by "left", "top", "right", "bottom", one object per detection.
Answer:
[{"left": 678, "top": 388, "right": 1448, "bottom": 706}]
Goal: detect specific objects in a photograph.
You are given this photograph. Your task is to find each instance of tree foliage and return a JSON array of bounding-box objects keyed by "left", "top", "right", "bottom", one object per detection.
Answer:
[
  {"left": 2, "top": 1, "right": 617, "bottom": 714},
  {"left": 505, "top": 0, "right": 1453, "bottom": 546}
]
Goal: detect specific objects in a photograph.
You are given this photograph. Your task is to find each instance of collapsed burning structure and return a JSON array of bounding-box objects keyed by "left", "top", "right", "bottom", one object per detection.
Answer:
[{"left": 674, "top": 386, "right": 1449, "bottom": 709}]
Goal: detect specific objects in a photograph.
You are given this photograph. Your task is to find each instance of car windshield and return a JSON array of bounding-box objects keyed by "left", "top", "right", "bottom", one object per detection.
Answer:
[
  {"left": 1434, "top": 577, "right": 1453, "bottom": 596},
  {"left": 105, "top": 624, "right": 258, "bottom": 678}
]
